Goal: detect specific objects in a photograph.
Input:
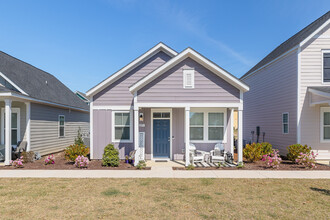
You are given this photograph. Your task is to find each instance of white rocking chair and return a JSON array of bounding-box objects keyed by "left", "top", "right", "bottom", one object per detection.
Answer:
[
  {"left": 210, "top": 143, "right": 226, "bottom": 163},
  {"left": 189, "top": 143, "right": 207, "bottom": 164}
]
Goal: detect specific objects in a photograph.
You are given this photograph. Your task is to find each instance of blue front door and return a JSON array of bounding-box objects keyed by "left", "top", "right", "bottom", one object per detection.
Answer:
[{"left": 153, "top": 119, "right": 170, "bottom": 158}]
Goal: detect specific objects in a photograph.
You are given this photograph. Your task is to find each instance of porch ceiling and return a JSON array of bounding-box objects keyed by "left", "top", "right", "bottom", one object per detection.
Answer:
[{"left": 309, "top": 87, "right": 330, "bottom": 106}]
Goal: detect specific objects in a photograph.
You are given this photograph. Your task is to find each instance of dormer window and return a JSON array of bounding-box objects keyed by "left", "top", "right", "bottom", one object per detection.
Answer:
[
  {"left": 183, "top": 69, "right": 195, "bottom": 89},
  {"left": 323, "top": 52, "right": 330, "bottom": 82}
]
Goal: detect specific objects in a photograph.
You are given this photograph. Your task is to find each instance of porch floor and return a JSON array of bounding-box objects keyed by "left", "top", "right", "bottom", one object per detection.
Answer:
[{"left": 146, "top": 160, "right": 185, "bottom": 168}]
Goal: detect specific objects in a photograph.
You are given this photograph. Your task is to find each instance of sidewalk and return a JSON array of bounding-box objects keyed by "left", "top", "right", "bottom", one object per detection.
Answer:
[{"left": 0, "top": 167, "right": 329, "bottom": 179}]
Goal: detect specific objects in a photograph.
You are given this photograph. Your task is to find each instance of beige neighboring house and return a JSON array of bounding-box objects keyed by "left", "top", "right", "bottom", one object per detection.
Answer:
[{"left": 241, "top": 11, "right": 330, "bottom": 161}]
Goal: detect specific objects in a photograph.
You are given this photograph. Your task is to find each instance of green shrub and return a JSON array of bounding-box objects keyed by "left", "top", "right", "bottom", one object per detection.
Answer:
[
  {"left": 65, "top": 144, "right": 89, "bottom": 162},
  {"left": 74, "top": 127, "right": 84, "bottom": 145},
  {"left": 136, "top": 160, "right": 146, "bottom": 170},
  {"left": 186, "top": 164, "right": 195, "bottom": 170},
  {"left": 261, "top": 142, "right": 273, "bottom": 155},
  {"left": 102, "top": 144, "right": 119, "bottom": 167},
  {"left": 243, "top": 143, "right": 263, "bottom": 162},
  {"left": 237, "top": 161, "right": 244, "bottom": 168},
  {"left": 287, "top": 144, "right": 311, "bottom": 162}
]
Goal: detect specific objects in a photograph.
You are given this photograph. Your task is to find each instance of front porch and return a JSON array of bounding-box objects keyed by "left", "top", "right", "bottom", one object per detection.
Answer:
[
  {"left": 133, "top": 104, "right": 243, "bottom": 166},
  {"left": 0, "top": 98, "right": 30, "bottom": 165}
]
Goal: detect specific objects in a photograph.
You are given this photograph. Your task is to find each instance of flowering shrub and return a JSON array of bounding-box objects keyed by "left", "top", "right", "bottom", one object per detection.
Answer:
[
  {"left": 11, "top": 156, "right": 24, "bottom": 168},
  {"left": 262, "top": 149, "right": 282, "bottom": 169},
  {"left": 287, "top": 144, "right": 311, "bottom": 162},
  {"left": 296, "top": 152, "right": 318, "bottom": 169},
  {"left": 65, "top": 144, "right": 89, "bottom": 162},
  {"left": 74, "top": 155, "right": 89, "bottom": 168},
  {"left": 44, "top": 154, "right": 55, "bottom": 165}
]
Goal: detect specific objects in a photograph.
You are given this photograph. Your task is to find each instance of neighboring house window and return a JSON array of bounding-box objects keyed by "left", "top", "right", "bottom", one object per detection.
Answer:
[
  {"left": 59, "top": 115, "right": 65, "bottom": 137},
  {"left": 208, "top": 113, "right": 224, "bottom": 140},
  {"left": 183, "top": 69, "right": 195, "bottom": 88},
  {"left": 282, "top": 113, "right": 289, "bottom": 134},
  {"left": 114, "top": 111, "right": 131, "bottom": 141},
  {"left": 323, "top": 53, "right": 330, "bottom": 82},
  {"left": 190, "top": 110, "right": 226, "bottom": 142},
  {"left": 321, "top": 107, "right": 330, "bottom": 141}
]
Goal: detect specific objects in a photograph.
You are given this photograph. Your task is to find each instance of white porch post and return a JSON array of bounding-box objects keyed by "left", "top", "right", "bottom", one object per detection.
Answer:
[
  {"left": 4, "top": 99, "right": 12, "bottom": 165},
  {"left": 185, "top": 107, "right": 190, "bottom": 166},
  {"left": 25, "top": 102, "right": 31, "bottom": 151},
  {"left": 237, "top": 109, "right": 243, "bottom": 163},
  {"left": 230, "top": 108, "right": 234, "bottom": 155},
  {"left": 134, "top": 108, "right": 139, "bottom": 166}
]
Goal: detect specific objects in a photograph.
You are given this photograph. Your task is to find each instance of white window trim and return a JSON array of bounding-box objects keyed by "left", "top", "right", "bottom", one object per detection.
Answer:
[
  {"left": 1, "top": 108, "right": 20, "bottom": 146},
  {"left": 189, "top": 112, "right": 204, "bottom": 141},
  {"left": 282, "top": 112, "right": 289, "bottom": 134},
  {"left": 112, "top": 110, "right": 133, "bottom": 143},
  {"left": 183, "top": 69, "right": 195, "bottom": 89},
  {"left": 58, "top": 115, "right": 65, "bottom": 138},
  {"left": 321, "top": 50, "right": 330, "bottom": 84},
  {"left": 320, "top": 107, "right": 330, "bottom": 143},
  {"left": 189, "top": 108, "right": 227, "bottom": 143}
]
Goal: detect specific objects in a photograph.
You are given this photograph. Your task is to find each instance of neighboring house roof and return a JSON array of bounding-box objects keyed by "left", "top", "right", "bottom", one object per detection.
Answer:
[
  {"left": 129, "top": 47, "right": 249, "bottom": 93},
  {"left": 86, "top": 42, "right": 178, "bottom": 97},
  {"left": 76, "top": 91, "right": 89, "bottom": 103},
  {"left": 241, "top": 11, "right": 330, "bottom": 79},
  {"left": 0, "top": 51, "right": 89, "bottom": 111}
]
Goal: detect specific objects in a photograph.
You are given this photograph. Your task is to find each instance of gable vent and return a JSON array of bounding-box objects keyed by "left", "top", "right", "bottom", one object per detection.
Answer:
[{"left": 183, "top": 69, "right": 194, "bottom": 89}]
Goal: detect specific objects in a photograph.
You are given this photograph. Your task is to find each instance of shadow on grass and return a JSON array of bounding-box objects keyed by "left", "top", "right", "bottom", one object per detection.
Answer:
[
  {"left": 310, "top": 187, "right": 330, "bottom": 196},
  {"left": 102, "top": 188, "right": 130, "bottom": 197}
]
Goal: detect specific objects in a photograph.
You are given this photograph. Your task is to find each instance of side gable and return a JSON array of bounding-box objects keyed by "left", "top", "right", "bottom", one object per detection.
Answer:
[
  {"left": 93, "top": 51, "right": 172, "bottom": 106},
  {"left": 137, "top": 57, "right": 241, "bottom": 103},
  {"left": 86, "top": 42, "right": 177, "bottom": 97}
]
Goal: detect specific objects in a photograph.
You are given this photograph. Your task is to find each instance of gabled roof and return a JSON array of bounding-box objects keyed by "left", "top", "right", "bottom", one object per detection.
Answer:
[
  {"left": 76, "top": 91, "right": 89, "bottom": 102},
  {"left": 241, "top": 11, "right": 330, "bottom": 79},
  {"left": 86, "top": 42, "right": 178, "bottom": 97},
  {"left": 129, "top": 47, "right": 249, "bottom": 93},
  {"left": 0, "top": 51, "right": 89, "bottom": 111}
]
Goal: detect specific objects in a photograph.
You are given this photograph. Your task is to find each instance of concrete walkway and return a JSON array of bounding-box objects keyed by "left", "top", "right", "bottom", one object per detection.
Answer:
[{"left": 0, "top": 167, "right": 329, "bottom": 179}]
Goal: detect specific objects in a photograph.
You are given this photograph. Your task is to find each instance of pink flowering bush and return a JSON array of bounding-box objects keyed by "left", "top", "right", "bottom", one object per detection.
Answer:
[
  {"left": 11, "top": 156, "right": 24, "bottom": 168},
  {"left": 44, "top": 154, "right": 55, "bottom": 165},
  {"left": 296, "top": 151, "right": 318, "bottom": 169},
  {"left": 262, "top": 149, "right": 282, "bottom": 169},
  {"left": 74, "top": 155, "right": 89, "bottom": 168}
]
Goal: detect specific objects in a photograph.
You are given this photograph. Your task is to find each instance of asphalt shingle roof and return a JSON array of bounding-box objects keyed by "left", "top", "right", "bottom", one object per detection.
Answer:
[
  {"left": 0, "top": 51, "right": 89, "bottom": 111},
  {"left": 241, "top": 11, "right": 330, "bottom": 79}
]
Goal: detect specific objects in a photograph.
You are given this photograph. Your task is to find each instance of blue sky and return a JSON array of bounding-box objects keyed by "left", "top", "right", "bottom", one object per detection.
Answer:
[{"left": 0, "top": 0, "right": 329, "bottom": 93}]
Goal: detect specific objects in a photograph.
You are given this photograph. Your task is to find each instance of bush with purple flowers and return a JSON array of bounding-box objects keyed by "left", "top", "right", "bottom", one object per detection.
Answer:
[
  {"left": 11, "top": 156, "right": 24, "bottom": 168},
  {"left": 74, "top": 155, "right": 89, "bottom": 168},
  {"left": 44, "top": 154, "right": 55, "bottom": 165},
  {"left": 296, "top": 151, "right": 318, "bottom": 169},
  {"left": 262, "top": 149, "right": 282, "bottom": 169}
]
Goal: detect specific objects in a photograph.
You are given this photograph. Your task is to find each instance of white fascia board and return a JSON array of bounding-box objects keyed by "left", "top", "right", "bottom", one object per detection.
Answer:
[
  {"left": 308, "top": 88, "right": 330, "bottom": 99},
  {"left": 135, "top": 102, "right": 243, "bottom": 109},
  {"left": 129, "top": 48, "right": 249, "bottom": 93},
  {"left": 0, "top": 92, "right": 89, "bottom": 113},
  {"left": 300, "top": 18, "right": 330, "bottom": 47},
  {"left": 0, "top": 71, "right": 28, "bottom": 95},
  {"left": 86, "top": 43, "right": 178, "bottom": 97}
]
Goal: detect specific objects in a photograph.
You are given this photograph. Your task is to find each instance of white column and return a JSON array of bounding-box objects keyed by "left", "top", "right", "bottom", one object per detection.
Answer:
[
  {"left": 230, "top": 108, "right": 234, "bottom": 155},
  {"left": 134, "top": 108, "right": 139, "bottom": 166},
  {"left": 185, "top": 107, "right": 190, "bottom": 166},
  {"left": 90, "top": 97, "right": 93, "bottom": 159},
  {"left": 25, "top": 102, "right": 31, "bottom": 152},
  {"left": 237, "top": 109, "right": 243, "bottom": 163},
  {"left": 4, "top": 99, "right": 12, "bottom": 165}
]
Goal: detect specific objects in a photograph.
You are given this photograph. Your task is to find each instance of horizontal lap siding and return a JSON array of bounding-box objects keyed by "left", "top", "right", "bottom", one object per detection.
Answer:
[
  {"left": 137, "top": 57, "right": 240, "bottom": 103},
  {"left": 300, "top": 24, "right": 330, "bottom": 151},
  {"left": 30, "top": 103, "right": 89, "bottom": 156},
  {"left": 242, "top": 51, "right": 297, "bottom": 153},
  {"left": 93, "top": 51, "right": 172, "bottom": 106}
]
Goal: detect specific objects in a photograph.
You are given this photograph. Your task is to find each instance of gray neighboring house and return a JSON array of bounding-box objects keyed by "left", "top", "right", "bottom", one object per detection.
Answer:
[
  {"left": 87, "top": 43, "right": 249, "bottom": 165},
  {"left": 241, "top": 11, "right": 330, "bottom": 160},
  {"left": 0, "top": 51, "right": 89, "bottom": 165},
  {"left": 75, "top": 91, "right": 90, "bottom": 105}
]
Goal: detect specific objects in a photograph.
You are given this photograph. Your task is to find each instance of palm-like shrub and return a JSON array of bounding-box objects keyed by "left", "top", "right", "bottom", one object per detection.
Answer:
[
  {"left": 65, "top": 144, "right": 89, "bottom": 162},
  {"left": 102, "top": 144, "right": 119, "bottom": 167},
  {"left": 287, "top": 144, "right": 311, "bottom": 162},
  {"left": 243, "top": 143, "right": 263, "bottom": 162}
]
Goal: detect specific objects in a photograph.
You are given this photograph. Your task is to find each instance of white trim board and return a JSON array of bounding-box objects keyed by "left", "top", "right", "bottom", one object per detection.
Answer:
[
  {"left": 135, "top": 102, "right": 242, "bottom": 109},
  {"left": 86, "top": 43, "right": 178, "bottom": 97},
  {"left": 111, "top": 110, "right": 134, "bottom": 143},
  {"left": 1, "top": 108, "right": 20, "bottom": 147},
  {"left": 320, "top": 107, "right": 330, "bottom": 143},
  {"left": 0, "top": 72, "right": 28, "bottom": 96},
  {"left": 129, "top": 48, "right": 249, "bottom": 93}
]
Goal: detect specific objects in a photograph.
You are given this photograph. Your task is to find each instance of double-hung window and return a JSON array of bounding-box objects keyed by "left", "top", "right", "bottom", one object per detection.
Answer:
[
  {"left": 282, "top": 113, "right": 289, "bottom": 134},
  {"left": 208, "top": 113, "right": 224, "bottom": 140},
  {"left": 114, "top": 112, "right": 131, "bottom": 142},
  {"left": 190, "top": 112, "right": 204, "bottom": 140},
  {"left": 321, "top": 107, "right": 330, "bottom": 142},
  {"left": 59, "top": 115, "right": 65, "bottom": 137},
  {"left": 323, "top": 53, "right": 330, "bottom": 82}
]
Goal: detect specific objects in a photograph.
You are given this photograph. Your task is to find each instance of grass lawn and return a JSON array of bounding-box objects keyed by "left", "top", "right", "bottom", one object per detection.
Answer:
[{"left": 0, "top": 179, "right": 329, "bottom": 219}]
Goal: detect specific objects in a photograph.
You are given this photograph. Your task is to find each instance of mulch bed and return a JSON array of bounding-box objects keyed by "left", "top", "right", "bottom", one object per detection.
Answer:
[
  {"left": 0, "top": 151, "right": 150, "bottom": 170},
  {"left": 173, "top": 159, "right": 330, "bottom": 170}
]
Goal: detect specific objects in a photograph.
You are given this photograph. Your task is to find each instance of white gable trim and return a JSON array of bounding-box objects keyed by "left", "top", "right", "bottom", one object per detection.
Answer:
[
  {"left": 300, "top": 18, "right": 330, "bottom": 47},
  {"left": 129, "top": 48, "right": 249, "bottom": 93},
  {"left": 86, "top": 43, "right": 177, "bottom": 97},
  {"left": 0, "top": 71, "right": 28, "bottom": 95}
]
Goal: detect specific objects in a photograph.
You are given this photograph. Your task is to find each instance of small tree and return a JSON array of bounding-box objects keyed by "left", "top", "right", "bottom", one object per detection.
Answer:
[
  {"left": 102, "top": 144, "right": 119, "bottom": 167},
  {"left": 75, "top": 127, "right": 84, "bottom": 145}
]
